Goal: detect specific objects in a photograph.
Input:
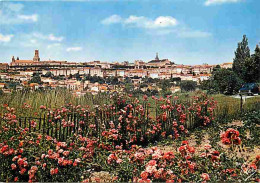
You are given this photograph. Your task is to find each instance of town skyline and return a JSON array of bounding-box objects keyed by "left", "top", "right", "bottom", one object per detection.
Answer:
[
  {"left": 0, "top": 0, "right": 259, "bottom": 64},
  {"left": 6, "top": 49, "right": 231, "bottom": 66}
]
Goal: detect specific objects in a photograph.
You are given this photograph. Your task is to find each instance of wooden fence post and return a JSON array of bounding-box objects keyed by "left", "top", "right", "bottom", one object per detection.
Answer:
[{"left": 240, "top": 94, "right": 243, "bottom": 113}]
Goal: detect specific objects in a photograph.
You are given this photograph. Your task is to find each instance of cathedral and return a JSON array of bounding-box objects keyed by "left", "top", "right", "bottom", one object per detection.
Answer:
[
  {"left": 147, "top": 53, "right": 173, "bottom": 67},
  {"left": 11, "top": 50, "right": 40, "bottom": 66},
  {"left": 10, "top": 50, "right": 73, "bottom": 67}
]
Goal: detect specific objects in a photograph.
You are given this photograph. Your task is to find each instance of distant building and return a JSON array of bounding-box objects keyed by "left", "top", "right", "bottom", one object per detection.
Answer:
[
  {"left": 126, "top": 69, "right": 147, "bottom": 78},
  {"left": 33, "top": 50, "right": 40, "bottom": 62},
  {"left": 221, "top": 62, "right": 233, "bottom": 69},
  {"left": 192, "top": 64, "right": 213, "bottom": 75},
  {"left": 10, "top": 50, "right": 76, "bottom": 67},
  {"left": 173, "top": 65, "right": 191, "bottom": 74},
  {"left": 4, "top": 49, "right": 221, "bottom": 92},
  {"left": 88, "top": 61, "right": 111, "bottom": 69},
  {"left": 147, "top": 53, "right": 173, "bottom": 67},
  {"left": 134, "top": 60, "right": 146, "bottom": 69},
  {"left": 0, "top": 83, "right": 6, "bottom": 89},
  {"left": 90, "top": 66, "right": 103, "bottom": 77},
  {"left": 0, "top": 63, "right": 9, "bottom": 70},
  {"left": 11, "top": 50, "right": 39, "bottom": 66}
]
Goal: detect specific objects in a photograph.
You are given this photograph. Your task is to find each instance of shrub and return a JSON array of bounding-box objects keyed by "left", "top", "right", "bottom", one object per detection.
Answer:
[
  {"left": 180, "top": 80, "right": 197, "bottom": 92},
  {"left": 201, "top": 69, "right": 243, "bottom": 95}
]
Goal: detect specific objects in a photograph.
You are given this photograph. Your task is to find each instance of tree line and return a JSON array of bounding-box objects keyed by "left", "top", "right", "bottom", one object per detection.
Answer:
[{"left": 201, "top": 35, "right": 260, "bottom": 95}]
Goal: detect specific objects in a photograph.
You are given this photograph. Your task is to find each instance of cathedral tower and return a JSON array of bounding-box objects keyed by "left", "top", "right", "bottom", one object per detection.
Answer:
[{"left": 33, "top": 50, "right": 40, "bottom": 62}]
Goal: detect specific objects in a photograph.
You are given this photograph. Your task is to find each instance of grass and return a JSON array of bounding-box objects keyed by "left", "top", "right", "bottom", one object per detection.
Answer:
[
  {"left": 0, "top": 89, "right": 260, "bottom": 121},
  {"left": 0, "top": 89, "right": 112, "bottom": 117},
  {"left": 212, "top": 94, "right": 260, "bottom": 121}
]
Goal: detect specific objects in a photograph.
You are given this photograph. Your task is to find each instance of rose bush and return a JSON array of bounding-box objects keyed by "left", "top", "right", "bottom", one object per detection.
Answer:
[
  {"left": 0, "top": 93, "right": 259, "bottom": 182},
  {"left": 221, "top": 128, "right": 241, "bottom": 146},
  {"left": 1, "top": 120, "right": 259, "bottom": 182}
]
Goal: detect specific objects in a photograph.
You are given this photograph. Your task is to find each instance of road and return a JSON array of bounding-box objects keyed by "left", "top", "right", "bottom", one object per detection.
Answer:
[{"left": 232, "top": 95, "right": 256, "bottom": 99}]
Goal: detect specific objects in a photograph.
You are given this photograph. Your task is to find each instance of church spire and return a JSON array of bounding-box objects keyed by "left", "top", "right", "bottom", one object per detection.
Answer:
[{"left": 155, "top": 52, "right": 159, "bottom": 60}]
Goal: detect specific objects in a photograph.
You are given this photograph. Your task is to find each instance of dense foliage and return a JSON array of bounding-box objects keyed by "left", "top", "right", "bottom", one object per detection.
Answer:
[
  {"left": 29, "top": 73, "right": 42, "bottom": 85},
  {"left": 232, "top": 35, "right": 251, "bottom": 81},
  {"left": 200, "top": 68, "right": 243, "bottom": 95},
  {"left": 245, "top": 45, "right": 260, "bottom": 82},
  {"left": 180, "top": 80, "right": 197, "bottom": 92},
  {"left": 202, "top": 35, "right": 260, "bottom": 94}
]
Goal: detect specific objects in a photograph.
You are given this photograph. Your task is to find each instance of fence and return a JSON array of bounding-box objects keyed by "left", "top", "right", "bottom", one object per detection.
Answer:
[
  {"left": 0, "top": 113, "right": 86, "bottom": 141},
  {"left": 0, "top": 104, "right": 205, "bottom": 144},
  {"left": 1, "top": 94, "right": 258, "bottom": 144}
]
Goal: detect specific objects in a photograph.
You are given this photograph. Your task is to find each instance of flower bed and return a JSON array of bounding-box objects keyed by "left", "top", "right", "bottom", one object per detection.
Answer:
[
  {"left": 0, "top": 93, "right": 259, "bottom": 182},
  {"left": 1, "top": 125, "right": 259, "bottom": 182},
  {"left": 0, "top": 93, "right": 216, "bottom": 147}
]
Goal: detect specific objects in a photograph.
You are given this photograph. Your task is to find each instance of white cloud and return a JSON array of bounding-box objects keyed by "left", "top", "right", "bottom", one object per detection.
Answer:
[
  {"left": 66, "top": 47, "right": 82, "bottom": 52},
  {"left": 177, "top": 30, "right": 212, "bottom": 38},
  {"left": 0, "top": 3, "right": 38, "bottom": 24},
  {"left": 21, "top": 38, "right": 38, "bottom": 47},
  {"left": 32, "top": 33, "right": 64, "bottom": 42},
  {"left": 102, "top": 14, "right": 211, "bottom": 38},
  {"left": 18, "top": 14, "right": 38, "bottom": 22},
  {"left": 0, "top": 34, "right": 14, "bottom": 42},
  {"left": 5, "top": 3, "right": 24, "bottom": 12},
  {"left": 16, "top": 33, "right": 64, "bottom": 48},
  {"left": 148, "top": 29, "right": 175, "bottom": 35},
  {"left": 148, "top": 28, "right": 212, "bottom": 38},
  {"left": 101, "top": 14, "right": 122, "bottom": 24},
  {"left": 102, "top": 15, "right": 178, "bottom": 29},
  {"left": 153, "top": 16, "right": 178, "bottom": 28},
  {"left": 124, "top": 15, "right": 145, "bottom": 24},
  {"left": 48, "top": 34, "right": 64, "bottom": 42},
  {"left": 204, "top": 0, "right": 241, "bottom": 6},
  {"left": 47, "top": 43, "right": 61, "bottom": 49},
  {"left": 30, "top": 39, "right": 37, "bottom": 44}
]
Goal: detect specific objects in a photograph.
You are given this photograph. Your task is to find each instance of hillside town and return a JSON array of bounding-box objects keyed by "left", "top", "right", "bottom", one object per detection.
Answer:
[{"left": 0, "top": 50, "right": 232, "bottom": 95}]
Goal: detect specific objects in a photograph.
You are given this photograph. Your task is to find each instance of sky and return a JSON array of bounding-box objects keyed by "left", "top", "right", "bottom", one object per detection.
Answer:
[{"left": 0, "top": 0, "right": 259, "bottom": 65}]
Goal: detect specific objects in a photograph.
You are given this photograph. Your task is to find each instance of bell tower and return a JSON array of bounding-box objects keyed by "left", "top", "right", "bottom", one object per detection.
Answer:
[
  {"left": 33, "top": 50, "right": 40, "bottom": 62},
  {"left": 12, "top": 56, "right": 15, "bottom": 62},
  {"left": 155, "top": 52, "right": 159, "bottom": 60}
]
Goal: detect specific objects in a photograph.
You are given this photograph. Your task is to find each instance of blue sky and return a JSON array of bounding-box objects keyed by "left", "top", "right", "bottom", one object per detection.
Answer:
[{"left": 0, "top": 0, "right": 259, "bottom": 65}]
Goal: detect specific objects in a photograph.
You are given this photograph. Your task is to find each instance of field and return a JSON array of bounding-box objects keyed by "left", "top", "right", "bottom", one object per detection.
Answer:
[
  {"left": 0, "top": 90, "right": 259, "bottom": 182},
  {"left": 1, "top": 89, "right": 259, "bottom": 118}
]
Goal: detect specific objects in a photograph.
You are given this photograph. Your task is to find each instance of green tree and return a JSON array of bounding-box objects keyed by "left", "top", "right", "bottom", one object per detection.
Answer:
[
  {"left": 111, "top": 77, "right": 119, "bottom": 85},
  {"left": 140, "top": 83, "right": 148, "bottom": 88},
  {"left": 75, "top": 72, "right": 81, "bottom": 81},
  {"left": 241, "top": 44, "right": 260, "bottom": 83},
  {"left": 44, "top": 71, "right": 53, "bottom": 78},
  {"left": 204, "top": 69, "right": 243, "bottom": 95},
  {"left": 68, "top": 74, "right": 73, "bottom": 79},
  {"left": 171, "top": 77, "right": 181, "bottom": 85},
  {"left": 243, "top": 57, "right": 255, "bottom": 83},
  {"left": 124, "top": 77, "right": 132, "bottom": 84},
  {"left": 180, "top": 80, "right": 197, "bottom": 92},
  {"left": 160, "top": 79, "right": 171, "bottom": 90},
  {"left": 160, "top": 79, "right": 172, "bottom": 96},
  {"left": 125, "top": 83, "right": 134, "bottom": 93},
  {"left": 29, "top": 73, "right": 42, "bottom": 84},
  {"left": 213, "top": 65, "right": 221, "bottom": 71},
  {"left": 248, "top": 44, "right": 260, "bottom": 82},
  {"left": 232, "top": 35, "right": 250, "bottom": 81}
]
